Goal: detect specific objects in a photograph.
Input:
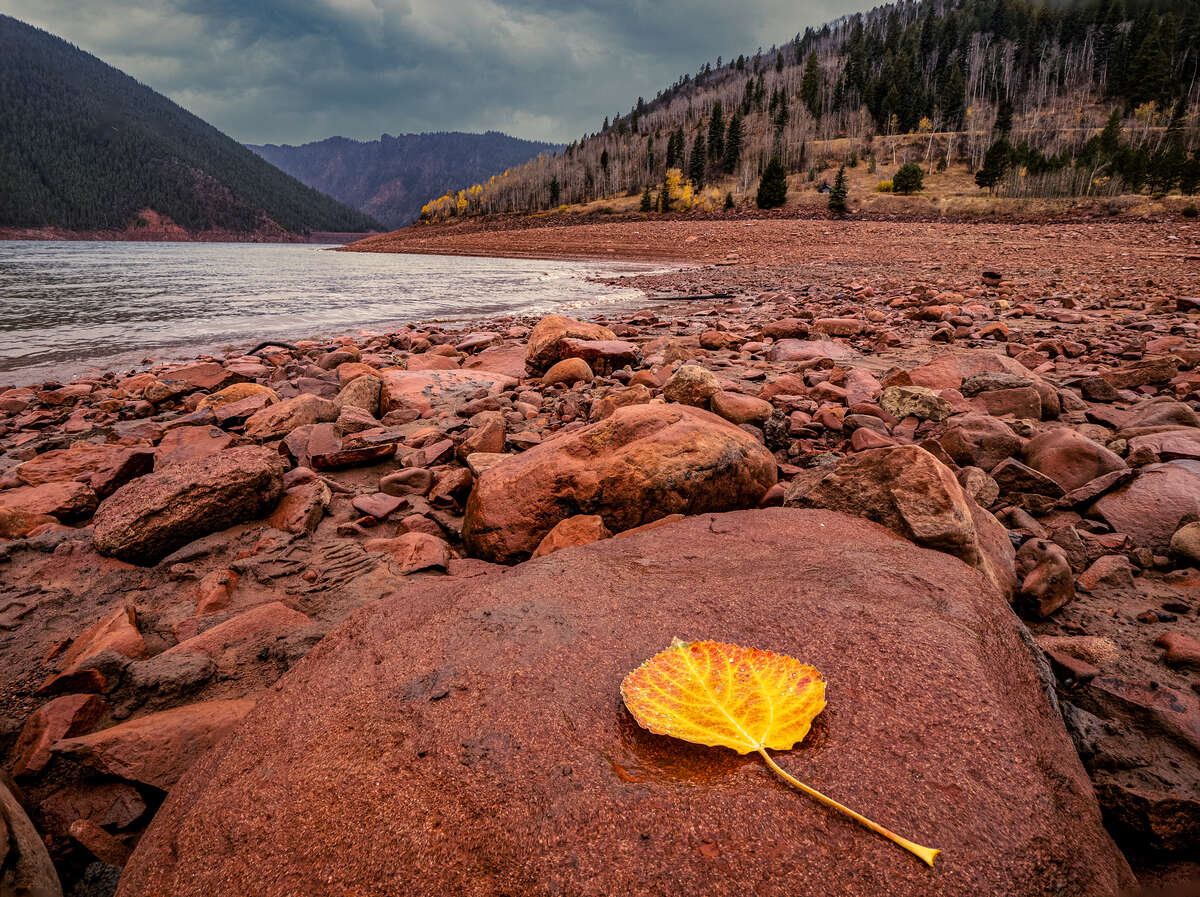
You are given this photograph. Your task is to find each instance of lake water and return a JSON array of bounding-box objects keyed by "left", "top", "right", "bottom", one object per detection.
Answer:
[{"left": 0, "top": 241, "right": 655, "bottom": 385}]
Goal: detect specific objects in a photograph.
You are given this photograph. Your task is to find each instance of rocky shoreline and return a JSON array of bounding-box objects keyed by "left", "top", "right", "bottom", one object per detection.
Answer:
[{"left": 1, "top": 218, "right": 1198, "bottom": 895}]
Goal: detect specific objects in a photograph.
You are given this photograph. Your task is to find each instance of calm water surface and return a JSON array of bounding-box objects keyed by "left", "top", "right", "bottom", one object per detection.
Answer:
[{"left": 0, "top": 241, "right": 656, "bottom": 384}]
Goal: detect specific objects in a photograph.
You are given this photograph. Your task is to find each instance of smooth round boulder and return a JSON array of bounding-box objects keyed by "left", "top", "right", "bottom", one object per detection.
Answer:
[
  {"left": 709, "top": 390, "right": 773, "bottom": 425},
  {"left": 462, "top": 403, "right": 777, "bottom": 563},
  {"left": 938, "top": 414, "right": 1022, "bottom": 471},
  {"left": 118, "top": 510, "right": 1133, "bottom": 897},
  {"left": 525, "top": 314, "right": 617, "bottom": 372},
  {"left": 541, "top": 357, "right": 594, "bottom": 387},
  {"left": 1022, "top": 429, "right": 1126, "bottom": 493},
  {"left": 1092, "top": 461, "right": 1200, "bottom": 554}
]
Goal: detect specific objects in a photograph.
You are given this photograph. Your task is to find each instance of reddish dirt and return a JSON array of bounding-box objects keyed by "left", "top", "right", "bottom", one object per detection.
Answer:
[{"left": 342, "top": 216, "right": 1199, "bottom": 281}]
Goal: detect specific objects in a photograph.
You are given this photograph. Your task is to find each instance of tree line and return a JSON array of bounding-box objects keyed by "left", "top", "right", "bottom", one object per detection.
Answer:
[{"left": 421, "top": 0, "right": 1200, "bottom": 221}]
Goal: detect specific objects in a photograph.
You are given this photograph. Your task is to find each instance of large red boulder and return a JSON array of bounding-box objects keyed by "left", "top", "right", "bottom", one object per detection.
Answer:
[
  {"left": 15, "top": 442, "right": 153, "bottom": 497},
  {"left": 118, "top": 510, "right": 1132, "bottom": 897},
  {"left": 462, "top": 403, "right": 777, "bottom": 563},
  {"left": 1091, "top": 460, "right": 1200, "bottom": 554},
  {"left": 92, "top": 446, "right": 287, "bottom": 564},
  {"left": 524, "top": 314, "right": 617, "bottom": 372},
  {"left": 1, "top": 778, "right": 62, "bottom": 897},
  {"left": 54, "top": 699, "right": 255, "bottom": 791},
  {"left": 784, "top": 444, "right": 1016, "bottom": 598},
  {"left": 901, "top": 350, "right": 1031, "bottom": 391},
  {"left": 377, "top": 369, "right": 517, "bottom": 417},
  {"left": 1022, "top": 429, "right": 1126, "bottom": 493}
]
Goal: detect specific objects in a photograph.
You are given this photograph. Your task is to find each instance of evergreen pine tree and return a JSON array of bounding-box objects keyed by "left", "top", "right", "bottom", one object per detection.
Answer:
[
  {"left": 600, "top": 149, "right": 609, "bottom": 174},
  {"left": 994, "top": 97, "right": 1014, "bottom": 136},
  {"left": 660, "top": 175, "right": 670, "bottom": 213},
  {"left": 688, "top": 128, "right": 707, "bottom": 188},
  {"left": 1180, "top": 152, "right": 1200, "bottom": 195},
  {"left": 640, "top": 185, "right": 653, "bottom": 212},
  {"left": 1128, "top": 28, "right": 1171, "bottom": 105},
  {"left": 774, "top": 91, "right": 790, "bottom": 134},
  {"left": 724, "top": 191, "right": 735, "bottom": 210},
  {"left": 707, "top": 102, "right": 725, "bottom": 170},
  {"left": 975, "top": 139, "right": 1012, "bottom": 192},
  {"left": 828, "top": 165, "right": 848, "bottom": 214},
  {"left": 801, "top": 50, "right": 822, "bottom": 117},
  {"left": 723, "top": 112, "right": 743, "bottom": 174},
  {"left": 892, "top": 162, "right": 925, "bottom": 194},
  {"left": 756, "top": 156, "right": 788, "bottom": 209},
  {"left": 1099, "top": 109, "right": 1122, "bottom": 156},
  {"left": 548, "top": 177, "right": 560, "bottom": 206}
]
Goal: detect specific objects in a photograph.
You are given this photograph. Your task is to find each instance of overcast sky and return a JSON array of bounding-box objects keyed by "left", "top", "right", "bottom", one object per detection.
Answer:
[{"left": 6, "top": 0, "right": 865, "bottom": 146}]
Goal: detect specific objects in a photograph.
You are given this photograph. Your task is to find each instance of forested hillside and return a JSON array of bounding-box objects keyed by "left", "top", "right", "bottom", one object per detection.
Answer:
[
  {"left": 0, "top": 15, "right": 381, "bottom": 235},
  {"left": 250, "top": 132, "right": 561, "bottom": 228},
  {"left": 422, "top": 0, "right": 1200, "bottom": 219}
]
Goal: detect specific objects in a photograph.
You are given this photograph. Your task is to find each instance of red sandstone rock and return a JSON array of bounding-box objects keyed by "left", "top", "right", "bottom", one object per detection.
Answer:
[
  {"left": 1015, "top": 538, "right": 1075, "bottom": 618},
  {"left": 784, "top": 444, "right": 1015, "bottom": 598},
  {"left": 525, "top": 314, "right": 617, "bottom": 371},
  {"left": 1092, "top": 461, "right": 1200, "bottom": 554},
  {"left": 557, "top": 338, "right": 641, "bottom": 375},
  {"left": 153, "top": 426, "right": 235, "bottom": 469},
  {"left": 365, "top": 531, "right": 450, "bottom": 574},
  {"left": 15, "top": 442, "right": 153, "bottom": 497},
  {"left": 69, "top": 818, "right": 131, "bottom": 868},
  {"left": 406, "top": 352, "right": 460, "bottom": 371},
  {"left": 767, "top": 338, "right": 853, "bottom": 362},
  {"left": 463, "top": 403, "right": 777, "bottom": 563},
  {"left": 378, "top": 369, "right": 517, "bottom": 418},
  {"left": 243, "top": 394, "right": 339, "bottom": 441},
  {"left": 0, "top": 505, "right": 57, "bottom": 539},
  {"left": 166, "top": 362, "right": 248, "bottom": 392},
  {"left": 0, "top": 480, "right": 98, "bottom": 520},
  {"left": 531, "top": 514, "right": 612, "bottom": 557},
  {"left": 1023, "top": 429, "right": 1126, "bottom": 493},
  {"left": 268, "top": 480, "right": 331, "bottom": 535},
  {"left": 166, "top": 602, "right": 311, "bottom": 669},
  {"left": 196, "top": 383, "right": 279, "bottom": 410},
  {"left": 53, "top": 698, "right": 256, "bottom": 790},
  {"left": 1156, "top": 631, "right": 1200, "bottom": 670},
  {"left": 541, "top": 357, "right": 593, "bottom": 387},
  {"left": 939, "top": 414, "right": 1021, "bottom": 471},
  {"left": 117, "top": 510, "right": 1133, "bottom": 897},
  {"left": 93, "top": 446, "right": 287, "bottom": 564},
  {"left": 10, "top": 694, "right": 106, "bottom": 778},
  {"left": 0, "top": 777, "right": 63, "bottom": 897},
  {"left": 40, "top": 606, "right": 147, "bottom": 695},
  {"left": 195, "top": 569, "right": 240, "bottom": 614},
  {"left": 663, "top": 364, "right": 719, "bottom": 406}
]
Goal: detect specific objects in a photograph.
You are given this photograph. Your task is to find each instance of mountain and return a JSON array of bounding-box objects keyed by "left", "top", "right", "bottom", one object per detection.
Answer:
[
  {"left": 0, "top": 15, "right": 381, "bottom": 236},
  {"left": 420, "top": 0, "right": 1200, "bottom": 219},
  {"left": 248, "top": 132, "right": 562, "bottom": 228}
]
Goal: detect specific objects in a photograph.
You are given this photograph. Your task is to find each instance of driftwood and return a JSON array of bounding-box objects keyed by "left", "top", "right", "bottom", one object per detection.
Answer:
[
  {"left": 646, "top": 292, "right": 735, "bottom": 302},
  {"left": 247, "top": 340, "right": 300, "bottom": 354}
]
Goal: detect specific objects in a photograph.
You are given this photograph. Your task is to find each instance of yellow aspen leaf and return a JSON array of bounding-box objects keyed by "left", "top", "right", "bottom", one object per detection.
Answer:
[{"left": 621, "top": 638, "right": 941, "bottom": 867}]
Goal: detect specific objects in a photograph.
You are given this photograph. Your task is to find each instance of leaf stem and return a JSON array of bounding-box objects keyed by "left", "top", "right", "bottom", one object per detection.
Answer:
[{"left": 755, "top": 748, "right": 940, "bottom": 867}]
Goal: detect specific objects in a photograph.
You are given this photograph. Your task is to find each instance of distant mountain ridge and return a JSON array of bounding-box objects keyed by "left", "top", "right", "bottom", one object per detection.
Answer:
[
  {"left": 0, "top": 14, "right": 381, "bottom": 237},
  {"left": 248, "top": 132, "right": 562, "bottom": 228}
]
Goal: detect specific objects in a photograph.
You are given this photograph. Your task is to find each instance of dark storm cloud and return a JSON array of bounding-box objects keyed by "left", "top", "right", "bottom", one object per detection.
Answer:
[{"left": 5, "top": 0, "right": 865, "bottom": 145}]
